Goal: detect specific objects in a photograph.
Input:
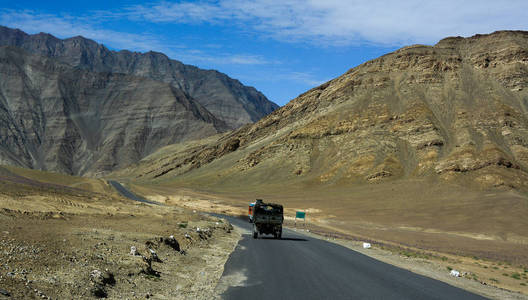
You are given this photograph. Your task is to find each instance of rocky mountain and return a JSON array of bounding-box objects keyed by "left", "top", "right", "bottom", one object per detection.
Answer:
[
  {"left": 0, "top": 46, "right": 227, "bottom": 175},
  {"left": 122, "top": 31, "right": 528, "bottom": 191},
  {"left": 0, "top": 26, "right": 278, "bottom": 129}
]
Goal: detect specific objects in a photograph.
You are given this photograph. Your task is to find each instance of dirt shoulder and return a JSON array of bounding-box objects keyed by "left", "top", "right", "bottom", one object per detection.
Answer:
[{"left": 0, "top": 172, "right": 241, "bottom": 299}]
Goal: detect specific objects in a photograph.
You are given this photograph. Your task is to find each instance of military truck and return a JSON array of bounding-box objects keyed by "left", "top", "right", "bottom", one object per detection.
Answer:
[{"left": 252, "top": 200, "right": 283, "bottom": 239}]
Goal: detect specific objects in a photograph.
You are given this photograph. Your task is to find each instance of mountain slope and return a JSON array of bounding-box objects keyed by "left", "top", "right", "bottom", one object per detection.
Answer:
[
  {"left": 121, "top": 31, "right": 528, "bottom": 191},
  {"left": 0, "top": 46, "right": 227, "bottom": 175},
  {"left": 112, "top": 31, "right": 528, "bottom": 268},
  {"left": 0, "top": 26, "right": 279, "bottom": 129}
]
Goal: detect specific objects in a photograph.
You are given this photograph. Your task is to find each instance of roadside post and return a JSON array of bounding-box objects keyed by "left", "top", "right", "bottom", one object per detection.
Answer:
[{"left": 295, "top": 211, "right": 306, "bottom": 229}]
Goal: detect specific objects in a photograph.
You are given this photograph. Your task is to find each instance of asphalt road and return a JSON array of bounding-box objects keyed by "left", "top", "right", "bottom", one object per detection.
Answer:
[
  {"left": 107, "top": 180, "right": 161, "bottom": 205},
  {"left": 217, "top": 215, "right": 487, "bottom": 300}
]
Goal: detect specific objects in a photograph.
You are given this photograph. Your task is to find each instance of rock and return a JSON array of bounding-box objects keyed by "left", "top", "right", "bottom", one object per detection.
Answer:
[
  {"left": 140, "top": 256, "right": 160, "bottom": 278},
  {"left": 149, "top": 249, "right": 162, "bottom": 263},
  {"left": 91, "top": 285, "right": 107, "bottom": 298},
  {"left": 90, "top": 269, "right": 103, "bottom": 281},
  {"left": 198, "top": 228, "right": 212, "bottom": 240},
  {"left": 0, "top": 289, "right": 10, "bottom": 297},
  {"left": 163, "top": 236, "right": 181, "bottom": 252},
  {"left": 102, "top": 270, "right": 116, "bottom": 286},
  {"left": 90, "top": 269, "right": 115, "bottom": 298}
]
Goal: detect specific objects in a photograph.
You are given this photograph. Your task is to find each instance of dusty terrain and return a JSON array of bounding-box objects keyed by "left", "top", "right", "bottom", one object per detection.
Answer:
[
  {"left": 122, "top": 182, "right": 528, "bottom": 297},
  {"left": 0, "top": 165, "right": 239, "bottom": 299}
]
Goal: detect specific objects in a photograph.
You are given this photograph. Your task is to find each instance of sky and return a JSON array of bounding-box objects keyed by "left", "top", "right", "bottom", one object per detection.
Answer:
[{"left": 0, "top": 1, "right": 527, "bottom": 106}]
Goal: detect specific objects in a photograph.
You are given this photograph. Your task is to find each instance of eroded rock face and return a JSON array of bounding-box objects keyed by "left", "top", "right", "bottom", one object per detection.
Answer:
[
  {"left": 0, "top": 26, "right": 278, "bottom": 129},
  {"left": 129, "top": 31, "right": 528, "bottom": 190},
  {"left": 0, "top": 46, "right": 227, "bottom": 175}
]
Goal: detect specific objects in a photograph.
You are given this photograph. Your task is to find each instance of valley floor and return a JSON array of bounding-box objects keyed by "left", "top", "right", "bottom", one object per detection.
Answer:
[
  {"left": 126, "top": 181, "right": 528, "bottom": 298},
  {"left": 2, "top": 162, "right": 528, "bottom": 298},
  {"left": 0, "top": 166, "right": 240, "bottom": 299}
]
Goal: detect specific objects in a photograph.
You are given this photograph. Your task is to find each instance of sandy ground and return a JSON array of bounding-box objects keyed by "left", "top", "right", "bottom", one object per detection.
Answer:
[{"left": 0, "top": 167, "right": 241, "bottom": 299}]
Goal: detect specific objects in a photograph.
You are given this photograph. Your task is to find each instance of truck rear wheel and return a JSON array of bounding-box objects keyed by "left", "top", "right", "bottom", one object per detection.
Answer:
[
  {"left": 278, "top": 227, "right": 282, "bottom": 239},
  {"left": 253, "top": 224, "right": 258, "bottom": 239}
]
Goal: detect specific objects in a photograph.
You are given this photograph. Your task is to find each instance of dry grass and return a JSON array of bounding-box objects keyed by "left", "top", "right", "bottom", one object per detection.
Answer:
[{"left": 0, "top": 165, "right": 239, "bottom": 299}]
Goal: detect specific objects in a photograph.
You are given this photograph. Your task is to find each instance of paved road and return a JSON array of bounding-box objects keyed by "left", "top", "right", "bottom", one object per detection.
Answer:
[
  {"left": 107, "top": 180, "right": 161, "bottom": 205},
  {"left": 106, "top": 183, "right": 486, "bottom": 300},
  {"left": 216, "top": 215, "right": 487, "bottom": 300}
]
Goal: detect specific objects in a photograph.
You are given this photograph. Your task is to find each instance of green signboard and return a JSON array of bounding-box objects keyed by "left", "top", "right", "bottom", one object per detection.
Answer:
[{"left": 296, "top": 211, "right": 306, "bottom": 219}]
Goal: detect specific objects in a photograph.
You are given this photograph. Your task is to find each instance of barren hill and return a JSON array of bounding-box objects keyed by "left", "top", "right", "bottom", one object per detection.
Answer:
[
  {"left": 0, "top": 46, "right": 227, "bottom": 175},
  {"left": 0, "top": 26, "right": 279, "bottom": 129},
  {"left": 114, "top": 32, "right": 528, "bottom": 265},
  {"left": 123, "top": 31, "right": 528, "bottom": 191}
]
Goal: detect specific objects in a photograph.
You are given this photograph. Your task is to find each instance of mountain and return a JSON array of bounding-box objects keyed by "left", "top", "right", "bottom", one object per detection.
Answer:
[
  {"left": 111, "top": 31, "right": 528, "bottom": 265},
  {"left": 121, "top": 31, "right": 528, "bottom": 192},
  {"left": 0, "top": 26, "right": 279, "bottom": 129},
  {"left": 0, "top": 46, "right": 227, "bottom": 175}
]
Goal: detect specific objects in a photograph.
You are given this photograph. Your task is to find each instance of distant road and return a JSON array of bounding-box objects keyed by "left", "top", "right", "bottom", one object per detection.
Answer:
[
  {"left": 216, "top": 215, "right": 487, "bottom": 300},
  {"left": 107, "top": 180, "right": 161, "bottom": 205}
]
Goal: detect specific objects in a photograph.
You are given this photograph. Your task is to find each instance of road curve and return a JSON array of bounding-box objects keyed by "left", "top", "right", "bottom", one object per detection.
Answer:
[
  {"left": 107, "top": 180, "right": 161, "bottom": 205},
  {"left": 216, "top": 215, "right": 487, "bottom": 300}
]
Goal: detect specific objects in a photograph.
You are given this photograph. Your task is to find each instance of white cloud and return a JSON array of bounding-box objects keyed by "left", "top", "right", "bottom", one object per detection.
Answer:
[
  {"left": 238, "top": 70, "right": 328, "bottom": 86},
  {"left": 278, "top": 71, "right": 329, "bottom": 86},
  {"left": 127, "top": 0, "right": 528, "bottom": 46},
  {"left": 179, "top": 52, "right": 271, "bottom": 65}
]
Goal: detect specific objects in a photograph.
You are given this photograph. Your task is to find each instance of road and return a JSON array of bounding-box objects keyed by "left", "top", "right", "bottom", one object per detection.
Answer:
[
  {"left": 107, "top": 183, "right": 486, "bottom": 300},
  {"left": 107, "top": 180, "right": 161, "bottom": 205},
  {"left": 216, "top": 215, "right": 487, "bottom": 300}
]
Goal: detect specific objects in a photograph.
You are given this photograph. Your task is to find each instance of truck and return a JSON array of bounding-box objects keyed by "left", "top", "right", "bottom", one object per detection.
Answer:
[{"left": 251, "top": 200, "right": 283, "bottom": 239}]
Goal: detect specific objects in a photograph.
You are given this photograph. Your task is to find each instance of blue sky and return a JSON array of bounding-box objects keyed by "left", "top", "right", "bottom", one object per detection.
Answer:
[{"left": 1, "top": 1, "right": 527, "bottom": 106}]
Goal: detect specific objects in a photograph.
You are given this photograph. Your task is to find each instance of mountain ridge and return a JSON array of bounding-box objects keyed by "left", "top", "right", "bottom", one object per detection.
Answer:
[
  {"left": 0, "top": 25, "right": 279, "bottom": 129},
  {"left": 0, "top": 45, "right": 228, "bottom": 175},
  {"left": 118, "top": 30, "right": 528, "bottom": 192}
]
